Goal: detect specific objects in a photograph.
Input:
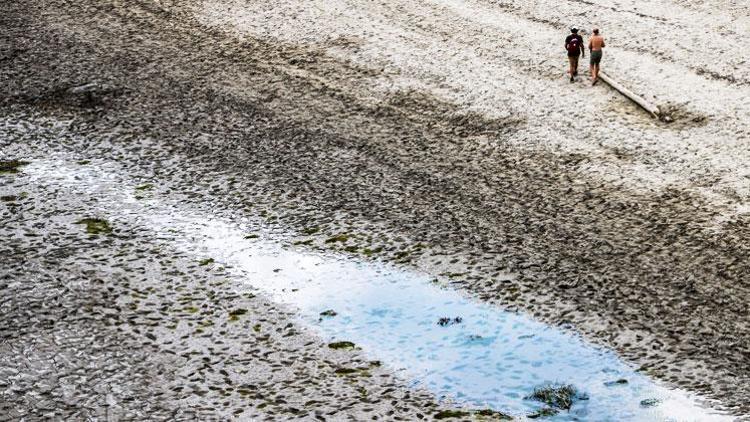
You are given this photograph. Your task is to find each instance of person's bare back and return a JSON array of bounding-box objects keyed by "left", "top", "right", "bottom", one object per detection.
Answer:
[
  {"left": 589, "top": 34, "right": 605, "bottom": 51},
  {"left": 588, "top": 28, "right": 605, "bottom": 85}
]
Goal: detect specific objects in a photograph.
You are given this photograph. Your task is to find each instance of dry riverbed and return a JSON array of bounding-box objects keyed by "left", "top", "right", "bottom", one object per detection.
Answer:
[{"left": 2, "top": 0, "right": 749, "bottom": 419}]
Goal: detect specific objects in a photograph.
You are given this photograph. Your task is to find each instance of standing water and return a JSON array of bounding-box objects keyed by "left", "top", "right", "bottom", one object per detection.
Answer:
[{"left": 26, "top": 159, "right": 730, "bottom": 421}]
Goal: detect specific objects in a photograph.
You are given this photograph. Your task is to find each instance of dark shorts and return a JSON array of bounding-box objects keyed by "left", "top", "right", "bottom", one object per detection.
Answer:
[{"left": 590, "top": 50, "right": 603, "bottom": 65}]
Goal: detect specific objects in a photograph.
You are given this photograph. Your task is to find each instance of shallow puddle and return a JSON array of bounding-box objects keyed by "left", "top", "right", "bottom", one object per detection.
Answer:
[{"left": 25, "top": 159, "right": 731, "bottom": 420}]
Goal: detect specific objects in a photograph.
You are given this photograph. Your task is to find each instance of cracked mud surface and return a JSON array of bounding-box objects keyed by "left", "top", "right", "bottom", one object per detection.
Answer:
[{"left": 2, "top": 0, "right": 749, "bottom": 419}]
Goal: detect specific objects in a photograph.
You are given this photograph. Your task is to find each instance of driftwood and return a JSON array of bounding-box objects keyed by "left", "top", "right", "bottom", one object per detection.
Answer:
[{"left": 598, "top": 72, "right": 660, "bottom": 118}]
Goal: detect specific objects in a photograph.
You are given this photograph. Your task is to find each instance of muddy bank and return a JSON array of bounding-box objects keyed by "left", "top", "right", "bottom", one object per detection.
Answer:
[
  {"left": 12, "top": 157, "right": 728, "bottom": 420},
  {"left": 0, "top": 154, "right": 455, "bottom": 421},
  {"left": 2, "top": 0, "right": 749, "bottom": 418}
]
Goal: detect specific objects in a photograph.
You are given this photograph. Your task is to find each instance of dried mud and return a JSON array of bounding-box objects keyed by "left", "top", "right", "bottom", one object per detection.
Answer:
[
  {"left": 0, "top": 162, "right": 449, "bottom": 420},
  {"left": 2, "top": 0, "right": 749, "bottom": 419}
]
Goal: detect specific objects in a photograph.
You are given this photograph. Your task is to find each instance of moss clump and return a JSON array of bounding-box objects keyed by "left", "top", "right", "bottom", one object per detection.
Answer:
[
  {"left": 433, "top": 410, "right": 470, "bottom": 419},
  {"left": 302, "top": 226, "right": 320, "bottom": 235},
  {"left": 640, "top": 398, "right": 661, "bottom": 408},
  {"left": 1, "top": 195, "right": 17, "bottom": 202},
  {"left": 475, "top": 409, "right": 513, "bottom": 420},
  {"left": 228, "top": 309, "right": 248, "bottom": 321},
  {"left": 362, "top": 247, "right": 383, "bottom": 257},
  {"left": 0, "top": 160, "right": 30, "bottom": 174},
  {"left": 394, "top": 250, "right": 410, "bottom": 259},
  {"left": 252, "top": 324, "right": 261, "bottom": 332},
  {"left": 526, "top": 384, "right": 578, "bottom": 410},
  {"left": 328, "top": 341, "right": 356, "bottom": 350},
  {"left": 319, "top": 309, "right": 337, "bottom": 317},
  {"left": 198, "top": 258, "right": 215, "bottom": 266},
  {"left": 293, "top": 239, "right": 313, "bottom": 246},
  {"left": 437, "top": 316, "right": 463, "bottom": 326},
  {"left": 244, "top": 234, "right": 260, "bottom": 239},
  {"left": 75, "top": 218, "right": 113, "bottom": 235},
  {"left": 344, "top": 246, "right": 358, "bottom": 253},
  {"left": 325, "top": 234, "right": 349, "bottom": 243},
  {"left": 77, "top": 160, "right": 91, "bottom": 165}
]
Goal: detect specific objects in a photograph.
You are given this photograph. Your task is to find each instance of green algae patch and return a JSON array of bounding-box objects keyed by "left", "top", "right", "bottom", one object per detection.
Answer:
[
  {"left": 302, "top": 226, "right": 320, "bottom": 235},
  {"left": 134, "top": 183, "right": 155, "bottom": 199},
  {"left": 394, "top": 250, "right": 410, "bottom": 259},
  {"left": 75, "top": 218, "right": 113, "bottom": 235},
  {"left": 77, "top": 160, "right": 91, "bottom": 165},
  {"left": 325, "top": 234, "right": 349, "bottom": 243},
  {"left": 526, "top": 384, "right": 578, "bottom": 410},
  {"left": 433, "top": 410, "right": 470, "bottom": 419},
  {"left": 528, "top": 408, "right": 559, "bottom": 419},
  {"left": 244, "top": 234, "right": 259, "bottom": 239},
  {"left": 252, "top": 324, "right": 261, "bottom": 332},
  {"left": 0, "top": 160, "right": 30, "bottom": 174},
  {"left": 293, "top": 239, "right": 313, "bottom": 246},
  {"left": 433, "top": 409, "right": 511, "bottom": 420},
  {"left": 334, "top": 367, "right": 370, "bottom": 377},
  {"left": 362, "top": 247, "right": 383, "bottom": 257},
  {"left": 344, "top": 246, "right": 358, "bottom": 253},
  {"left": 228, "top": 308, "right": 248, "bottom": 321},
  {"left": 640, "top": 398, "right": 661, "bottom": 408},
  {"left": 198, "top": 258, "right": 215, "bottom": 266},
  {"left": 328, "top": 341, "right": 356, "bottom": 350},
  {"left": 1, "top": 195, "right": 18, "bottom": 202},
  {"left": 475, "top": 409, "right": 513, "bottom": 420}
]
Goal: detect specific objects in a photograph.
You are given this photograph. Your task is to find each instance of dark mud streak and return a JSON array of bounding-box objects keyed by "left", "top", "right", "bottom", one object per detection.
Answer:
[{"left": 2, "top": 0, "right": 749, "bottom": 416}]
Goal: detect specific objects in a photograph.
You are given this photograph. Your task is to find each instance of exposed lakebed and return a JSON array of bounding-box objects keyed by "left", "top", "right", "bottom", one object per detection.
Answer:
[{"left": 24, "top": 158, "right": 730, "bottom": 420}]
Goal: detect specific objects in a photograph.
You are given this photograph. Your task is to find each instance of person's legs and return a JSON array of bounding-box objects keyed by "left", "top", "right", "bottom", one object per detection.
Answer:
[
  {"left": 590, "top": 51, "right": 602, "bottom": 84},
  {"left": 572, "top": 56, "right": 578, "bottom": 81},
  {"left": 568, "top": 56, "right": 578, "bottom": 82},
  {"left": 591, "top": 64, "right": 598, "bottom": 85}
]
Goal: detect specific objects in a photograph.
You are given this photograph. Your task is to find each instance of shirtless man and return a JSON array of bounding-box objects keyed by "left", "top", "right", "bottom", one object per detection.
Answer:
[
  {"left": 589, "top": 28, "right": 605, "bottom": 85},
  {"left": 565, "top": 27, "right": 585, "bottom": 83}
]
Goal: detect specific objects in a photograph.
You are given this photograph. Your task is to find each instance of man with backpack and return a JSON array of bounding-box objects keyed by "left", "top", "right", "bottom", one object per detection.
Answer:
[{"left": 565, "top": 27, "right": 585, "bottom": 82}]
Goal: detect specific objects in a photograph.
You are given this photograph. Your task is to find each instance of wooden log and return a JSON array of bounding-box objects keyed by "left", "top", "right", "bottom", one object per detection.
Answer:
[{"left": 598, "top": 72, "right": 660, "bottom": 118}]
